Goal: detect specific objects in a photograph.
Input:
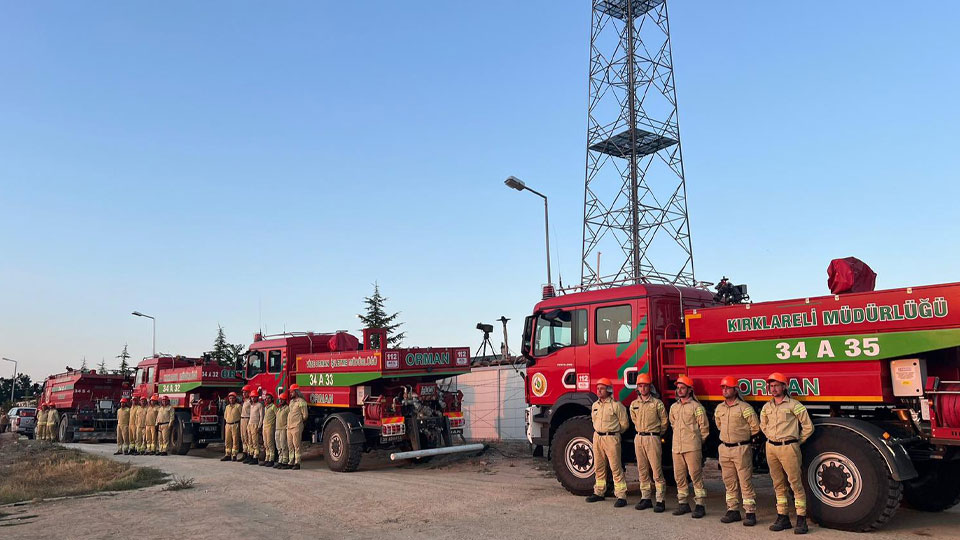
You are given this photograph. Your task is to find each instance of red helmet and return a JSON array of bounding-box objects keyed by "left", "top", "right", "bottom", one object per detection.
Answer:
[
  {"left": 160, "top": 395, "right": 170, "bottom": 402},
  {"left": 242, "top": 385, "right": 252, "bottom": 392},
  {"left": 120, "top": 398, "right": 129, "bottom": 404},
  {"left": 278, "top": 392, "right": 289, "bottom": 400},
  {"left": 720, "top": 376, "right": 738, "bottom": 389},
  {"left": 767, "top": 372, "right": 788, "bottom": 384},
  {"left": 249, "top": 393, "right": 259, "bottom": 400},
  {"left": 676, "top": 375, "right": 694, "bottom": 388},
  {"left": 637, "top": 373, "right": 652, "bottom": 385},
  {"left": 149, "top": 396, "right": 159, "bottom": 402},
  {"left": 289, "top": 384, "right": 300, "bottom": 391},
  {"left": 228, "top": 392, "right": 238, "bottom": 398},
  {"left": 596, "top": 377, "right": 613, "bottom": 388}
]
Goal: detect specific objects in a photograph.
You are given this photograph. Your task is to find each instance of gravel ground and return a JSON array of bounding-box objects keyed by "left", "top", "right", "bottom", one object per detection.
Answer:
[{"left": 2, "top": 441, "right": 959, "bottom": 540}]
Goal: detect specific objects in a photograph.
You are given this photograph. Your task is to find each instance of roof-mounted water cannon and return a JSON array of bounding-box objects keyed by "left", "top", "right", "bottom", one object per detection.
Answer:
[{"left": 713, "top": 276, "right": 749, "bottom": 305}]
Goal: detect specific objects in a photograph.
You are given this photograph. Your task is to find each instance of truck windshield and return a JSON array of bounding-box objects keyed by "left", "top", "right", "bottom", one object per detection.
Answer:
[
  {"left": 534, "top": 309, "right": 586, "bottom": 357},
  {"left": 247, "top": 353, "right": 265, "bottom": 377},
  {"left": 134, "top": 368, "right": 146, "bottom": 386}
]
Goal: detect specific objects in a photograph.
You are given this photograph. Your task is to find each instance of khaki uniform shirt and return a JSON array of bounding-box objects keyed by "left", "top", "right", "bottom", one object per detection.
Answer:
[
  {"left": 287, "top": 397, "right": 308, "bottom": 428},
  {"left": 249, "top": 401, "right": 264, "bottom": 428},
  {"left": 224, "top": 403, "right": 241, "bottom": 423},
  {"left": 760, "top": 396, "right": 814, "bottom": 444},
  {"left": 36, "top": 409, "right": 48, "bottom": 426},
  {"left": 714, "top": 398, "right": 760, "bottom": 444},
  {"left": 241, "top": 399, "right": 251, "bottom": 419},
  {"left": 263, "top": 404, "right": 277, "bottom": 428},
  {"left": 156, "top": 405, "right": 174, "bottom": 424},
  {"left": 276, "top": 404, "right": 289, "bottom": 429},
  {"left": 591, "top": 396, "right": 629, "bottom": 434},
  {"left": 669, "top": 398, "right": 709, "bottom": 453},
  {"left": 145, "top": 405, "right": 159, "bottom": 426},
  {"left": 117, "top": 407, "right": 131, "bottom": 427},
  {"left": 136, "top": 405, "right": 148, "bottom": 427},
  {"left": 47, "top": 408, "right": 60, "bottom": 427},
  {"left": 629, "top": 395, "right": 668, "bottom": 435}
]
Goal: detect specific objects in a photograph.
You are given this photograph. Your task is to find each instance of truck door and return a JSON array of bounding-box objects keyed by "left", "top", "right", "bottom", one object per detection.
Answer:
[
  {"left": 529, "top": 307, "right": 588, "bottom": 403},
  {"left": 266, "top": 349, "right": 284, "bottom": 396},
  {"left": 589, "top": 298, "right": 648, "bottom": 403}
]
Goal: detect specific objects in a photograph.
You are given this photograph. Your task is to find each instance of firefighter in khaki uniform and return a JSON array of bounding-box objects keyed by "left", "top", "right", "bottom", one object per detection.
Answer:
[
  {"left": 128, "top": 399, "right": 141, "bottom": 454},
  {"left": 46, "top": 405, "right": 60, "bottom": 442},
  {"left": 286, "top": 385, "right": 309, "bottom": 470},
  {"left": 144, "top": 396, "right": 160, "bottom": 455},
  {"left": 669, "top": 375, "right": 710, "bottom": 518},
  {"left": 35, "top": 404, "right": 48, "bottom": 441},
  {"left": 239, "top": 386, "right": 252, "bottom": 461},
  {"left": 156, "top": 395, "right": 174, "bottom": 455},
  {"left": 629, "top": 373, "right": 668, "bottom": 512},
  {"left": 274, "top": 392, "right": 289, "bottom": 469},
  {"left": 247, "top": 392, "right": 264, "bottom": 464},
  {"left": 136, "top": 397, "right": 149, "bottom": 453},
  {"left": 760, "top": 372, "right": 815, "bottom": 535},
  {"left": 115, "top": 398, "right": 131, "bottom": 455},
  {"left": 221, "top": 392, "right": 242, "bottom": 461},
  {"left": 261, "top": 393, "right": 277, "bottom": 467},
  {"left": 715, "top": 376, "right": 761, "bottom": 526},
  {"left": 585, "top": 378, "right": 629, "bottom": 507}
]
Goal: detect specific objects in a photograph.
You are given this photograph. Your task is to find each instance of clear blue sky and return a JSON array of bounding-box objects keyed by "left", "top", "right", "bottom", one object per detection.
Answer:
[{"left": 2, "top": 2, "right": 959, "bottom": 381}]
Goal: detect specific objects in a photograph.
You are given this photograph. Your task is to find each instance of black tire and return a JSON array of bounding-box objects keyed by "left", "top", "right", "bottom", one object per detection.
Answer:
[
  {"left": 550, "top": 416, "right": 597, "bottom": 496},
  {"left": 801, "top": 426, "right": 902, "bottom": 531},
  {"left": 903, "top": 460, "right": 960, "bottom": 512},
  {"left": 323, "top": 418, "right": 362, "bottom": 472},
  {"left": 58, "top": 415, "right": 74, "bottom": 443},
  {"left": 170, "top": 416, "right": 191, "bottom": 455}
]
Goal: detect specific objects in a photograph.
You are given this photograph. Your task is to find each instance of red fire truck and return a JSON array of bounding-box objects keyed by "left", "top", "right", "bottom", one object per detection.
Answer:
[
  {"left": 41, "top": 369, "right": 131, "bottom": 442},
  {"left": 131, "top": 354, "right": 244, "bottom": 454},
  {"left": 522, "top": 282, "right": 960, "bottom": 531},
  {"left": 243, "top": 328, "right": 478, "bottom": 471}
]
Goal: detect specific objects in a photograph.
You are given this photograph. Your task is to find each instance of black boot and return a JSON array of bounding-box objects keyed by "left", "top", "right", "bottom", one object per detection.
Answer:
[
  {"left": 721, "top": 510, "right": 742, "bottom": 523},
  {"left": 114, "top": 450, "right": 122, "bottom": 455},
  {"left": 585, "top": 494, "right": 605, "bottom": 503},
  {"left": 743, "top": 513, "right": 757, "bottom": 527},
  {"left": 769, "top": 514, "right": 792, "bottom": 532},
  {"left": 794, "top": 516, "right": 808, "bottom": 535},
  {"left": 272, "top": 462, "right": 282, "bottom": 468},
  {"left": 672, "top": 503, "right": 691, "bottom": 516},
  {"left": 653, "top": 501, "right": 665, "bottom": 513},
  {"left": 635, "top": 499, "right": 652, "bottom": 510},
  {"left": 614, "top": 498, "right": 627, "bottom": 508},
  {"left": 220, "top": 455, "right": 231, "bottom": 461},
  {"left": 692, "top": 505, "right": 705, "bottom": 519},
  {"left": 231, "top": 455, "right": 238, "bottom": 461},
  {"left": 291, "top": 463, "right": 300, "bottom": 470}
]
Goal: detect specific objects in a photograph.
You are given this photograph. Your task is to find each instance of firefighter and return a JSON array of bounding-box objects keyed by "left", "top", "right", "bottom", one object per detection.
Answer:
[
  {"left": 128, "top": 398, "right": 141, "bottom": 455},
  {"left": 136, "top": 397, "right": 149, "bottom": 453},
  {"left": 760, "top": 372, "right": 815, "bottom": 534},
  {"left": 46, "top": 404, "right": 60, "bottom": 442},
  {"left": 144, "top": 396, "right": 160, "bottom": 455},
  {"left": 247, "top": 391, "right": 264, "bottom": 464},
  {"left": 274, "top": 392, "right": 289, "bottom": 469},
  {"left": 0, "top": 409, "right": 8, "bottom": 433},
  {"left": 715, "top": 376, "right": 761, "bottom": 526},
  {"left": 239, "top": 385, "right": 252, "bottom": 461},
  {"left": 585, "top": 377, "right": 629, "bottom": 507},
  {"left": 261, "top": 393, "right": 277, "bottom": 467},
  {"left": 286, "top": 384, "right": 308, "bottom": 470},
  {"left": 116, "top": 398, "right": 131, "bottom": 455},
  {"left": 35, "top": 403, "right": 48, "bottom": 441},
  {"left": 629, "top": 373, "right": 668, "bottom": 512},
  {"left": 669, "top": 374, "right": 709, "bottom": 518},
  {"left": 156, "top": 395, "right": 174, "bottom": 455},
  {"left": 221, "top": 392, "right": 242, "bottom": 461}
]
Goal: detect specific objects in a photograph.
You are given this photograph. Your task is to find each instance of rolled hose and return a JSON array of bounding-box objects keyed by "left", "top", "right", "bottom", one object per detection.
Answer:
[{"left": 936, "top": 383, "right": 960, "bottom": 429}]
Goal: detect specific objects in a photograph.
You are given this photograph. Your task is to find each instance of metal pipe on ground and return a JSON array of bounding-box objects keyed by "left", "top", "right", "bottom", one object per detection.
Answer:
[{"left": 389, "top": 443, "right": 486, "bottom": 461}]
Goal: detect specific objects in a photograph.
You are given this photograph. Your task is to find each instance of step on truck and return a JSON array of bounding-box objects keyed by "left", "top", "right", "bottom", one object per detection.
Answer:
[
  {"left": 132, "top": 354, "right": 244, "bottom": 454},
  {"left": 243, "top": 328, "right": 479, "bottom": 471},
  {"left": 42, "top": 369, "right": 131, "bottom": 443},
  {"left": 522, "top": 282, "right": 960, "bottom": 531}
]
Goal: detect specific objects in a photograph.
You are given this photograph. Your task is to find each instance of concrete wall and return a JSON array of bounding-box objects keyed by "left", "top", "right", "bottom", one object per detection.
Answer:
[{"left": 442, "top": 365, "right": 527, "bottom": 441}]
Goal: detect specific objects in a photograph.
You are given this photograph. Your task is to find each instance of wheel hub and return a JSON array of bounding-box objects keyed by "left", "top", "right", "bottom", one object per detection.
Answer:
[
  {"left": 809, "top": 452, "right": 863, "bottom": 508},
  {"left": 330, "top": 433, "right": 343, "bottom": 460},
  {"left": 565, "top": 436, "right": 594, "bottom": 479}
]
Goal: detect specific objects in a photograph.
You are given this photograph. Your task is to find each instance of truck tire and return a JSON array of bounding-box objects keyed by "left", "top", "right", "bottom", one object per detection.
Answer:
[
  {"left": 902, "top": 460, "right": 960, "bottom": 512},
  {"left": 802, "top": 426, "right": 902, "bottom": 531},
  {"left": 58, "top": 415, "right": 74, "bottom": 443},
  {"left": 550, "top": 416, "right": 596, "bottom": 496},
  {"left": 323, "top": 419, "right": 362, "bottom": 472},
  {"left": 170, "top": 416, "right": 191, "bottom": 455}
]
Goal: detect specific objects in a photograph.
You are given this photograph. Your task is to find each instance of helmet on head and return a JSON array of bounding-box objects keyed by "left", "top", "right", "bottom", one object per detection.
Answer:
[
  {"left": 120, "top": 398, "right": 129, "bottom": 404},
  {"left": 767, "top": 372, "right": 788, "bottom": 384},
  {"left": 227, "top": 392, "right": 238, "bottom": 398},
  {"left": 720, "top": 376, "right": 738, "bottom": 389},
  {"left": 637, "top": 373, "right": 652, "bottom": 385},
  {"left": 160, "top": 395, "right": 170, "bottom": 402},
  {"left": 279, "top": 392, "right": 289, "bottom": 400},
  {"left": 676, "top": 375, "right": 694, "bottom": 388},
  {"left": 289, "top": 384, "right": 300, "bottom": 391},
  {"left": 241, "top": 384, "right": 251, "bottom": 392},
  {"left": 150, "top": 396, "right": 159, "bottom": 402},
  {"left": 596, "top": 377, "right": 613, "bottom": 388}
]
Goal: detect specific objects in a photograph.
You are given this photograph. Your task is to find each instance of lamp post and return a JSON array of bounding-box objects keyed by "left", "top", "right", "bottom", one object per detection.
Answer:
[
  {"left": 504, "top": 176, "right": 552, "bottom": 286},
  {"left": 2, "top": 357, "right": 16, "bottom": 404},
  {"left": 131, "top": 311, "right": 156, "bottom": 356}
]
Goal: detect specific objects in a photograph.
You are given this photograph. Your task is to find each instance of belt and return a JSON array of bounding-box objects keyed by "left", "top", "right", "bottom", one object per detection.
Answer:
[
  {"left": 226, "top": 421, "right": 239, "bottom": 425},
  {"left": 157, "top": 422, "right": 170, "bottom": 425},
  {"left": 767, "top": 439, "right": 798, "bottom": 446},
  {"left": 596, "top": 431, "right": 620, "bottom": 436},
  {"left": 241, "top": 417, "right": 250, "bottom": 420},
  {"left": 636, "top": 431, "right": 660, "bottom": 436},
  {"left": 721, "top": 440, "right": 751, "bottom": 447}
]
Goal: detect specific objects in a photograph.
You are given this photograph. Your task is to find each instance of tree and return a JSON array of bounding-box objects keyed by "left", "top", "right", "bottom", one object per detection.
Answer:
[
  {"left": 0, "top": 373, "right": 35, "bottom": 410},
  {"left": 212, "top": 326, "right": 245, "bottom": 367},
  {"left": 358, "top": 282, "right": 405, "bottom": 346},
  {"left": 80, "top": 356, "right": 88, "bottom": 371},
  {"left": 98, "top": 357, "right": 107, "bottom": 373},
  {"left": 116, "top": 344, "right": 132, "bottom": 376}
]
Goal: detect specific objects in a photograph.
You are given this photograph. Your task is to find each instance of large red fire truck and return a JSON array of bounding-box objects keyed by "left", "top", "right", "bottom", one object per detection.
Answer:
[
  {"left": 41, "top": 369, "right": 131, "bottom": 442},
  {"left": 243, "top": 328, "right": 478, "bottom": 471},
  {"left": 522, "top": 281, "right": 960, "bottom": 531}
]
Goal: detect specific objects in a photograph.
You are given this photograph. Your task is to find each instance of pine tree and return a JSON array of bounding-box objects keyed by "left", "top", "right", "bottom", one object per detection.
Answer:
[
  {"left": 116, "top": 344, "right": 131, "bottom": 376},
  {"left": 358, "top": 282, "right": 405, "bottom": 346},
  {"left": 80, "top": 356, "right": 88, "bottom": 371},
  {"left": 98, "top": 357, "right": 107, "bottom": 373},
  {"left": 212, "top": 325, "right": 230, "bottom": 365}
]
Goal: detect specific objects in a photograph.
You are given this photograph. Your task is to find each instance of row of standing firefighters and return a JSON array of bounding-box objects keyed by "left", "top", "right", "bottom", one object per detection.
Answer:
[
  {"left": 33, "top": 403, "right": 61, "bottom": 442},
  {"left": 220, "top": 384, "right": 309, "bottom": 470},
  {"left": 114, "top": 396, "right": 177, "bottom": 454},
  {"left": 589, "top": 372, "right": 814, "bottom": 535}
]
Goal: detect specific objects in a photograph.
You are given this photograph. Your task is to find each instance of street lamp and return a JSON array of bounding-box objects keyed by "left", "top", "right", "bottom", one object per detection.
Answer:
[
  {"left": 504, "top": 176, "right": 552, "bottom": 286},
  {"left": 2, "top": 357, "right": 16, "bottom": 404},
  {"left": 132, "top": 311, "right": 156, "bottom": 356}
]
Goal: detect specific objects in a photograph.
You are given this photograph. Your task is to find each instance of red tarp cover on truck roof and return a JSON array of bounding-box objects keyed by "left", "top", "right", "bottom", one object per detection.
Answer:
[{"left": 828, "top": 257, "right": 877, "bottom": 295}]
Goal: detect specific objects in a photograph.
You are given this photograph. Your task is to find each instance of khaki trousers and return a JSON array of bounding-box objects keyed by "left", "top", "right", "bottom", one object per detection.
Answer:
[
  {"left": 634, "top": 434, "right": 665, "bottom": 502},
  {"left": 137, "top": 425, "right": 146, "bottom": 451},
  {"left": 766, "top": 442, "right": 806, "bottom": 516},
  {"left": 593, "top": 433, "right": 627, "bottom": 499},
  {"left": 674, "top": 450, "right": 706, "bottom": 506},
  {"left": 287, "top": 424, "right": 304, "bottom": 464},
  {"left": 145, "top": 425, "right": 157, "bottom": 452},
  {"left": 240, "top": 418, "right": 249, "bottom": 454},
  {"left": 158, "top": 423, "right": 171, "bottom": 453},
  {"left": 117, "top": 423, "right": 129, "bottom": 451},
  {"left": 719, "top": 443, "right": 756, "bottom": 512},
  {"left": 247, "top": 423, "right": 263, "bottom": 459},
  {"left": 276, "top": 428, "right": 288, "bottom": 464},
  {"left": 224, "top": 423, "right": 240, "bottom": 456},
  {"left": 262, "top": 424, "right": 276, "bottom": 461}
]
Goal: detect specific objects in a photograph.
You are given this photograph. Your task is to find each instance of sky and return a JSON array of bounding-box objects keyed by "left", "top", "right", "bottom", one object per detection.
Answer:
[{"left": 2, "top": 1, "right": 959, "bottom": 382}]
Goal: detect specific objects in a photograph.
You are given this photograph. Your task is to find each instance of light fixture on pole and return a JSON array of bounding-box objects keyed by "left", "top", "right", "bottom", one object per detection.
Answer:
[
  {"left": 2, "top": 357, "right": 16, "bottom": 404},
  {"left": 504, "top": 176, "right": 552, "bottom": 289},
  {"left": 131, "top": 311, "right": 156, "bottom": 356}
]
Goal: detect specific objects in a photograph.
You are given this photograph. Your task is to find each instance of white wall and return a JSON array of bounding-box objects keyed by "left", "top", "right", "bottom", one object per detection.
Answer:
[{"left": 441, "top": 365, "right": 527, "bottom": 441}]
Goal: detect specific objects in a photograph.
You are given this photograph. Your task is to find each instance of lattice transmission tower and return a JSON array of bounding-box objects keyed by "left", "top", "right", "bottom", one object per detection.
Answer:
[{"left": 580, "top": 0, "right": 694, "bottom": 288}]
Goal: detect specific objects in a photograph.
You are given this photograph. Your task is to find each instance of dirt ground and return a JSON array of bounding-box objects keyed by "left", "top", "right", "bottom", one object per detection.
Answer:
[{"left": 2, "top": 440, "right": 959, "bottom": 540}]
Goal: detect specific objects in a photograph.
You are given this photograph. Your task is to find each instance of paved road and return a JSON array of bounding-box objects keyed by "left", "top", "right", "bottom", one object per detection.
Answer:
[{"left": 4, "top": 441, "right": 959, "bottom": 540}]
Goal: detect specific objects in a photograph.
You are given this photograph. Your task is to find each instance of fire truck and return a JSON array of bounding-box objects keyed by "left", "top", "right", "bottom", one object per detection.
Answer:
[
  {"left": 131, "top": 354, "right": 244, "bottom": 454},
  {"left": 522, "top": 282, "right": 960, "bottom": 531},
  {"left": 243, "top": 328, "right": 479, "bottom": 471},
  {"left": 41, "top": 369, "right": 131, "bottom": 442}
]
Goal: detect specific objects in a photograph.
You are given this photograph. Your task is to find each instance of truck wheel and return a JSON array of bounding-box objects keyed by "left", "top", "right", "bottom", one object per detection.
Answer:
[
  {"left": 550, "top": 415, "right": 596, "bottom": 496},
  {"left": 170, "top": 416, "right": 191, "bottom": 455},
  {"left": 903, "top": 460, "right": 960, "bottom": 512},
  {"left": 323, "top": 419, "right": 362, "bottom": 472},
  {"left": 802, "top": 426, "right": 902, "bottom": 531},
  {"left": 58, "top": 415, "right": 74, "bottom": 443}
]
